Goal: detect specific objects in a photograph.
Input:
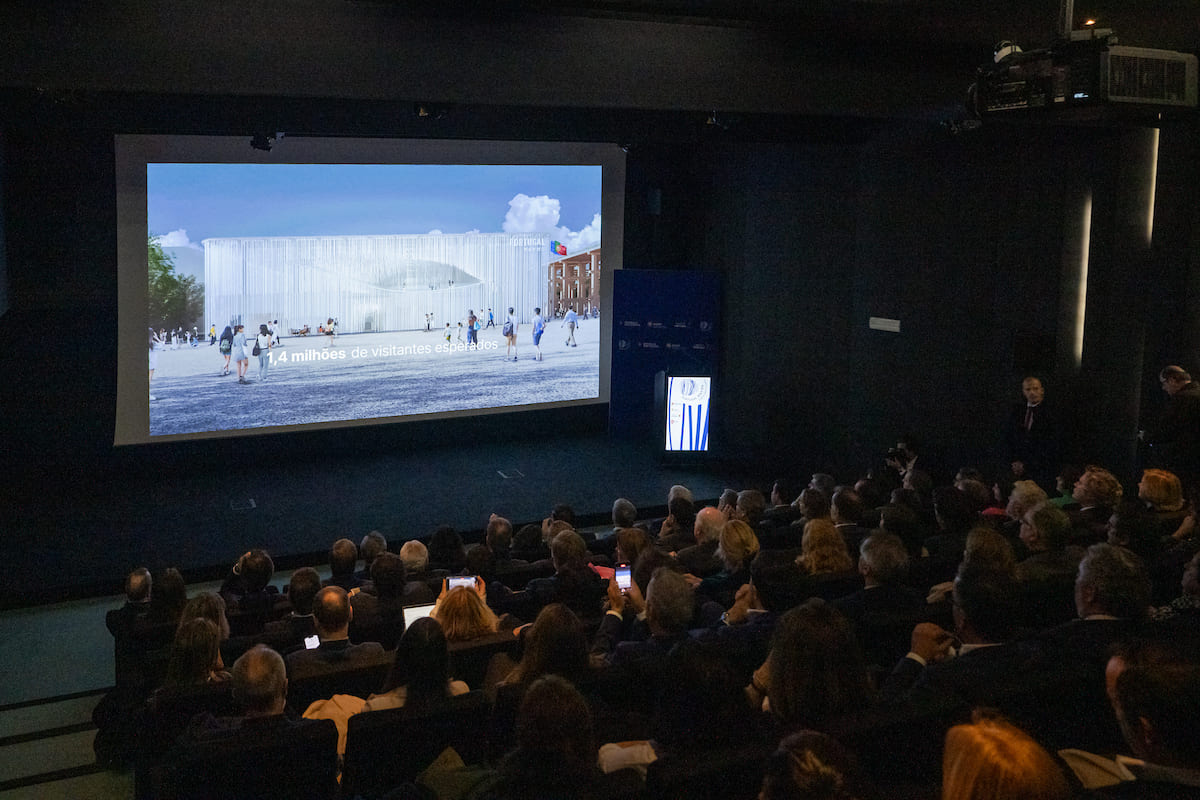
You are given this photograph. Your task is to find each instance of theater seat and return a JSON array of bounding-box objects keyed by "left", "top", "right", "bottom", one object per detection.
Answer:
[
  {"left": 286, "top": 658, "right": 393, "bottom": 712},
  {"left": 151, "top": 717, "right": 338, "bottom": 800},
  {"left": 447, "top": 631, "right": 520, "bottom": 688},
  {"left": 341, "top": 691, "right": 489, "bottom": 800},
  {"left": 134, "top": 682, "right": 241, "bottom": 799},
  {"left": 644, "top": 740, "right": 772, "bottom": 800}
]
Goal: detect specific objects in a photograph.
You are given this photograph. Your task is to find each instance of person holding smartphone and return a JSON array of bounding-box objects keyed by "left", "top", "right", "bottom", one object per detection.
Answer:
[{"left": 432, "top": 577, "right": 509, "bottom": 643}]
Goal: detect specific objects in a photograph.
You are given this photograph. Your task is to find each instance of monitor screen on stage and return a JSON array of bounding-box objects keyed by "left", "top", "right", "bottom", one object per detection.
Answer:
[
  {"left": 114, "top": 136, "right": 623, "bottom": 445},
  {"left": 664, "top": 375, "right": 711, "bottom": 452}
]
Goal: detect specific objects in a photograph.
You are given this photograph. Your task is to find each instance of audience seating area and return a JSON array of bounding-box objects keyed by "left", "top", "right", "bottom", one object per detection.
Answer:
[{"left": 91, "top": 464, "right": 1200, "bottom": 800}]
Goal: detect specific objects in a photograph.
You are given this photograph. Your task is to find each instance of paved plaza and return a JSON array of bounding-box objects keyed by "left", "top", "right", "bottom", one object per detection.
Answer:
[{"left": 148, "top": 321, "right": 600, "bottom": 437}]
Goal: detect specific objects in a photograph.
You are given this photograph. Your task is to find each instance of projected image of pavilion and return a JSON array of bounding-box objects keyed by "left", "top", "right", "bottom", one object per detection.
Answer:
[{"left": 203, "top": 232, "right": 550, "bottom": 332}]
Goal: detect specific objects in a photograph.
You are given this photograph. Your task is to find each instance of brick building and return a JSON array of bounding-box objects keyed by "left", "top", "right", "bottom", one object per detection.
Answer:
[{"left": 548, "top": 246, "right": 601, "bottom": 317}]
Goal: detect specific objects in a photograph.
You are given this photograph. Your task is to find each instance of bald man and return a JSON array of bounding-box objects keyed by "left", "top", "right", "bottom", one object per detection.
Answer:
[
  {"left": 675, "top": 506, "right": 725, "bottom": 577},
  {"left": 284, "top": 587, "right": 387, "bottom": 680}
]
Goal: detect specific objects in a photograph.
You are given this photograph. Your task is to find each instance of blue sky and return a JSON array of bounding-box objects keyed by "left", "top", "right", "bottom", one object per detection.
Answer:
[{"left": 149, "top": 163, "right": 602, "bottom": 247}]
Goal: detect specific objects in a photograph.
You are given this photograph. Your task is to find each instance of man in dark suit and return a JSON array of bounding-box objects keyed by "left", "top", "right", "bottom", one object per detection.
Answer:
[
  {"left": 832, "top": 532, "right": 928, "bottom": 670},
  {"left": 484, "top": 514, "right": 528, "bottom": 572},
  {"left": 285, "top": 586, "right": 387, "bottom": 680},
  {"left": 1144, "top": 365, "right": 1200, "bottom": 492},
  {"left": 881, "top": 563, "right": 1030, "bottom": 705},
  {"left": 1026, "top": 543, "right": 1153, "bottom": 753},
  {"left": 1085, "top": 642, "right": 1200, "bottom": 797},
  {"left": 655, "top": 491, "right": 699, "bottom": 552},
  {"left": 1006, "top": 376, "right": 1060, "bottom": 492},
  {"left": 1034, "top": 543, "right": 1150, "bottom": 658},
  {"left": 1016, "top": 502, "right": 1085, "bottom": 628},
  {"left": 106, "top": 567, "right": 156, "bottom": 692},
  {"left": 170, "top": 645, "right": 339, "bottom": 799},
  {"left": 591, "top": 567, "right": 693, "bottom": 667},
  {"left": 674, "top": 506, "right": 724, "bottom": 578},
  {"left": 831, "top": 488, "right": 872, "bottom": 564},
  {"left": 107, "top": 567, "right": 152, "bottom": 639},
  {"left": 324, "top": 538, "right": 364, "bottom": 592},
  {"left": 260, "top": 567, "right": 320, "bottom": 651},
  {"left": 219, "top": 549, "right": 280, "bottom": 617},
  {"left": 182, "top": 645, "right": 295, "bottom": 738},
  {"left": 1064, "top": 466, "right": 1124, "bottom": 547},
  {"left": 349, "top": 553, "right": 418, "bottom": 649},
  {"left": 355, "top": 531, "right": 387, "bottom": 585}
]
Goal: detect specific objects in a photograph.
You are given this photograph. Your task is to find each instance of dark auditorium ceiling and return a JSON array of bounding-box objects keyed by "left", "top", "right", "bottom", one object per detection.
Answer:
[
  {"left": 388, "top": 0, "right": 1199, "bottom": 53},
  {"left": 0, "top": 0, "right": 1196, "bottom": 122}
]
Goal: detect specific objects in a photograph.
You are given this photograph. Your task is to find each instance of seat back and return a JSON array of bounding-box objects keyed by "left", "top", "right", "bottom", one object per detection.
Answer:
[
  {"left": 644, "top": 741, "right": 772, "bottom": 800},
  {"left": 134, "top": 682, "right": 241, "bottom": 799},
  {"left": 286, "top": 659, "right": 392, "bottom": 712},
  {"left": 447, "top": 632, "right": 519, "bottom": 688},
  {"left": 153, "top": 717, "right": 339, "bottom": 800},
  {"left": 341, "top": 691, "right": 489, "bottom": 800}
]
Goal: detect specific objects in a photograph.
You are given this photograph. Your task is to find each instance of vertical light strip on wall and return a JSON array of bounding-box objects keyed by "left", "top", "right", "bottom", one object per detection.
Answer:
[
  {"left": 1146, "top": 127, "right": 1160, "bottom": 246},
  {"left": 1075, "top": 193, "right": 1093, "bottom": 367}
]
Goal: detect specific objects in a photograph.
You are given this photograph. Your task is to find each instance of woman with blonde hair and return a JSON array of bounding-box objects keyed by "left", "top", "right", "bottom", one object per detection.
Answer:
[
  {"left": 432, "top": 581, "right": 500, "bottom": 642},
  {"left": 718, "top": 519, "right": 760, "bottom": 572},
  {"left": 1138, "top": 468, "right": 1192, "bottom": 540},
  {"left": 1005, "top": 479, "right": 1048, "bottom": 522},
  {"left": 942, "top": 713, "right": 1070, "bottom": 800},
  {"left": 692, "top": 519, "right": 760, "bottom": 607},
  {"left": 797, "top": 519, "right": 853, "bottom": 576}
]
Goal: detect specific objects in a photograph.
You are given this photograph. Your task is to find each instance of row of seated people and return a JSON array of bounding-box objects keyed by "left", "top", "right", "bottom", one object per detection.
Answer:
[
  {"left": 133, "top": 549, "right": 1200, "bottom": 799},
  {"left": 98, "top": 503, "right": 644, "bottom": 768},
  {"left": 102, "top": 469, "right": 1200, "bottom": 797},
  {"left": 137, "top": 631, "right": 1200, "bottom": 800}
]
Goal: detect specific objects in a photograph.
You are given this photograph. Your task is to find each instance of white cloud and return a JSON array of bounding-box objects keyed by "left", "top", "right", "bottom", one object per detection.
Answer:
[
  {"left": 427, "top": 229, "right": 443, "bottom": 235},
  {"left": 154, "top": 228, "right": 202, "bottom": 250},
  {"left": 503, "top": 194, "right": 562, "bottom": 234},
  {"left": 567, "top": 213, "right": 602, "bottom": 252},
  {"left": 502, "top": 194, "right": 601, "bottom": 254}
]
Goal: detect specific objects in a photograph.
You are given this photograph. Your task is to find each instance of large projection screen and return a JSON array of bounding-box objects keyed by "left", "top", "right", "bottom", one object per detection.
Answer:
[{"left": 114, "top": 136, "right": 624, "bottom": 445}]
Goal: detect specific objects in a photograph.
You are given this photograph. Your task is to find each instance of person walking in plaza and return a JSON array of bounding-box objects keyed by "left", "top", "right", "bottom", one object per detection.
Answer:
[
  {"left": 255, "top": 323, "right": 273, "bottom": 382},
  {"left": 504, "top": 307, "right": 518, "bottom": 361},
  {"left": 232, "top": 324, "right": 249, "bottom": 384},
  {"left": 562, "top": 305, "right": 579, "bottom": 347},
  {"left": 148, "top": 328, "right": 163, "bottom": 401},
  {"left": 218, "top": 325, "right": 234, "bottom": 376},
  {"left": 531, "top": 306, "right": 545, "bottom": 361}
]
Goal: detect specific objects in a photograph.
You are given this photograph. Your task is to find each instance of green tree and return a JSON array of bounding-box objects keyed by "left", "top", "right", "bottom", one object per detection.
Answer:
[{"left": 148, "top": 235, "right": 204, "bottom": 330}]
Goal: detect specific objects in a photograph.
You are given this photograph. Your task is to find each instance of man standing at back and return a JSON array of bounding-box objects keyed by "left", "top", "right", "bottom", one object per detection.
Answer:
[
  {"left": 1006, "top": 376, "right": 1059, "bottom": 492},
  {"left": 1145, "top": 365, "right": 1200, "bottom": 492}
]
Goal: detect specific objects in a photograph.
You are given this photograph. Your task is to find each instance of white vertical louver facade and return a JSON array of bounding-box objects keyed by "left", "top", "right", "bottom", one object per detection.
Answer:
[{"left": 203, "top": 233, "right": 549, "bottom": 332}]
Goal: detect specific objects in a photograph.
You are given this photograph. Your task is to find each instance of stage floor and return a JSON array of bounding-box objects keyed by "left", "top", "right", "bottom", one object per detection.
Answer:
[{"left": 5, "top": 433, "right": 740, "bottom": 607}]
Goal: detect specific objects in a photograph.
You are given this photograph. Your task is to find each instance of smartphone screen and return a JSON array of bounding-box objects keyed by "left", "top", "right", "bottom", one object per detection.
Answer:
[
  {"left": 615, "top": 565, "right": 632, "bottom": 590},
  {"left": 303, "top": 634, "right": 320, "bottom": 650},
  {"left": 447, "top": 575, "right": 476, "bottom": 589}
]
